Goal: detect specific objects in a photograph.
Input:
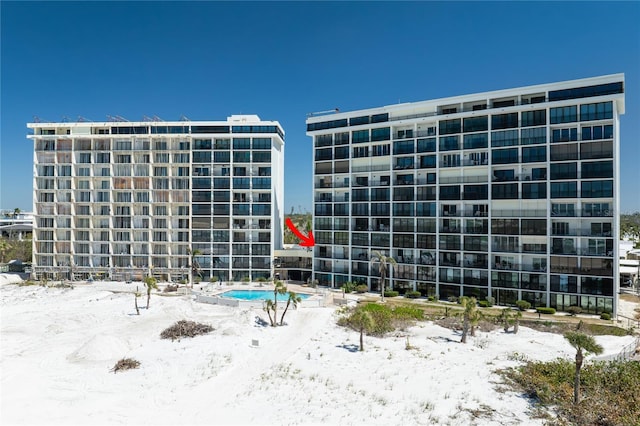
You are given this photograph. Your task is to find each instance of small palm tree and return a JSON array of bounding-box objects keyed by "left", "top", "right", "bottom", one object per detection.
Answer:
[
  {"left": 512, "top": 310, "right": 522, "bottom": 334},
  {"left": 459, "top": 296, "right": 478, "bottom": 343},
  {"left": 264, "top": 299, "right": 276, "bottom": 326},
  {"left": 564, "top": 331, "right": 603, "bottom": 404},
  {"left": 188, "top": 248, "right": 203, "bottom": 287},
  {"left": 144, "top": 276, "right": 158, "bottom": 309},
  {"left": 499, "top": 309, "right": 512, "bottom": 333},
  {"left": 280, "top": 291, "right": 302, "bottom": 325},
  {"left": 265, "top": 281, "right": 287, "bottom": 326},
  {"left": 346, "top": 309, "right": 374, "bottom": 351},
  {"left": 370, "top": 250, "right": 397, "bottom": 302}
]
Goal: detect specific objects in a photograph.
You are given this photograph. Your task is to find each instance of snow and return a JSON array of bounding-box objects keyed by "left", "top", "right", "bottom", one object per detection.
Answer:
[{"left": 1, "top": 277, "right": 636, "bottom": 425}]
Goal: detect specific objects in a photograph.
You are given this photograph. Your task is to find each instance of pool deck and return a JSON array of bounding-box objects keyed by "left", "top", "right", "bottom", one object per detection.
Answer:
[{"left": 193, "top": 282, "right": 333, "bottom": 308}]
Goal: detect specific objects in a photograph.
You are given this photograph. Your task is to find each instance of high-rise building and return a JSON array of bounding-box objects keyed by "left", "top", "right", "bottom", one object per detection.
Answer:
[
  {"left": 28, "top": 115, "right": 284, "bottom": 283},
  {"left": 307, "top": 74, "right": 624, "bottom": 315}
]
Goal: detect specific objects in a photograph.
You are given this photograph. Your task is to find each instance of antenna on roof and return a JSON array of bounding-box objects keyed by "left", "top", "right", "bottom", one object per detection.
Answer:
[
  {"left": 62, "top": 116, "right": 70, "bottom": 123},
  {"left": 77, "top": 116, "right": 91, "bottom": 122},
  {"left": 33, "top": 116, "right": 41, "bottom": 123},
  {"left": 115, "top": 115, "right": 129, "bottom": 122},
  {"left": 142, "top": 115, "right": 153, "bottom": 122},
  {"left": 152, "top": 115, "right": 163, "bottom": 122},
  {"left": 180, "top": 114, "right": 190, "bottom": 121}
]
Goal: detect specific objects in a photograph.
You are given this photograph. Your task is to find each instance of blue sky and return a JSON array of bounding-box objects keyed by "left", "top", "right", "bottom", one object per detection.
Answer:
[{"left": 1, "top": 1, "right": 639, "bottom": 213}]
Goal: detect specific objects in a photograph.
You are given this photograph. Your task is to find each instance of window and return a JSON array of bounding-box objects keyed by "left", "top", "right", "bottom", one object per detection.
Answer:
[
  {"left": 491, "top": 183, "right": 518, "bottom": 199},
  {"left": 439, "top": 119, "right": 461, "bottom": 135},
  {"left": 439, "top": 136, "right": 459, "bottom": 151},
  {"left": 463, "top": 116, "right": 488, "bottom": 133},
  {"left": 580, "top": 141, "right": 613, "bottom": 160},
  {"left": 550, "top": 143, "right": 578, "bottom": 161},
  {"left": 463, "top": 133, "right": 488, "bottom": 149},
  {"left": 522, "top": 146, "right": 546, "bottom": 163},
  {"left": 580, "top": 102, "right": 613, "bottom": 121},
  {"left": 439, "top": 186, "right": 460, "bottom": 200},
  {"left": 334, "top": 146, "right": 349, "bottom": 159},
  {"left": 521, "top": 110, "right": 546, "bottom": 127},
  {"left": 352, "top": 130, "right": 369, "bottom": 143},
  {"left": 522, "top": 183, "right": 547, "bottom": 199},
  {"left": 582, "top": 124, "right": 613, "bottom": 141},
  {"left": 581, "top": 180, "right": 613, "bottom": 198},
  {"left": 372, "top": 144, "right": 390, "bottom": 156},
  {"left": 393, "top": 140, "right": 415, "bottom": 155},
  {"left": 371, "top": 127, "right": 390, "bottom": 141},
  {"left": 551, "top": 181, "right": 578, "bottom": 198},
  {"left": 492, "top": 148, "right": 518, "bottom": 164},
  {"left": 491, "top": 113, "right": 518, "bottom": 130},
  {"left": 491, "top": 130, "right": 518, "bottom": 147},
  {"left": 550, "top": 106, "right": 578, "bottom": 124},
  {"left": 521, "top": 127, "right": 546, "bottom": 145},
  {"left": 582, "top": 161, "right": 613, "bottom": 179},
  {"left": 417, "top": 138, "right": 436, "bottom": 152},
  {"left": 550, "top": 163, "right": 577, "bottom": 180},
  {"left": 552, "top": 128, "right": 578, "bottom": 143}
]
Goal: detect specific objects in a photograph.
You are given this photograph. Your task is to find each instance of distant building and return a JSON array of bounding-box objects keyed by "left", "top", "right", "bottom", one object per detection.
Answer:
[
  {"left": 28, "top": 115, "right": 284, "bottom": 282},
  {"left": 0, "top": 211, "right": 33, "bottom": 240},
  {"left": 307, "top": 74, "right": 624, "bottom": 315}
]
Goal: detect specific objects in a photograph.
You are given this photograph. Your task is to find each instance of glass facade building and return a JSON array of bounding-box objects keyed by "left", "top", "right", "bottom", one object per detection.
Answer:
[
  {"left": 306, "top": 74, "right": 624, "bottom": 315},
  {"left": 28, "top": 115, "right": 285, "bottom": 283}
]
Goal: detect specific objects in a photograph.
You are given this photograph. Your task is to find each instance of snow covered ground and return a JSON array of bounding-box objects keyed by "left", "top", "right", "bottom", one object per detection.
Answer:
[{"left": 1, "top": 277, "right": 636, "bottom": 426}]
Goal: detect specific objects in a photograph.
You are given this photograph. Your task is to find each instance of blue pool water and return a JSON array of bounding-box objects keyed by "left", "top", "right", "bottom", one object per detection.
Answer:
[{"left": 221, "top": 289, "right": 311, "bottom": 301}]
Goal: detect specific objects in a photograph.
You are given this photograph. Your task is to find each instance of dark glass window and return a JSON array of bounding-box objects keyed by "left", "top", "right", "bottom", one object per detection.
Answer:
[
  {"left": 521, "top": 127, "right": 546, "bottom": 145},
  {"left": 580, "top": 141, "right": 613, "bottom": 160},
  {"left": 522, "top": 182, "right": 547, "bottom": 199},
  {"left": 371, "top": 127, "right": 390, "bottom": 141},
  {"left": 315, "top": 148, "right": 332, "bottom": 161},
  {"left": 252, "top": 138, "right": 271, "bottom": 149},
  {"left": 307, "top": 119, "right": 348, "bottom": 132},
  {"left": 371, "top": 113, "right": 389, "bottom": 123},
  {"left": 552, "top": 128, "right": 578, "bottom": 143},
  {"left": 491, "top": 130, "right": 519, "bottom": 147},
  {"left": 334, "top": 146, "right": 349, "bottom": 159},
  {"left": 417, "top": 138, "right": 436, "bottom": 152},
  {"left": 550, "top": 144, "right": 578, "bottom": 161},
  {"left": 193, "top": 152, "right": 211, "bottom": 163},
  {"left": 352, "top": 130, "right": 369, "bottom": 143},
  {"left": 419, "top": 155, "right": 437, "bottom": 168},
  {"left": 581, "top": 180, "right": 613, "bottom": 198},
  {"left": 393, "top": 140, "right": 415, "bottom": 155},
  {"left": 371, "top": 203, "right": 390, "bottom": 216},
  {"left": 349, "top": 116, "right": 370, "bottom": 126},
  {"left": 315, "top": 134, "right": 332, "bottom": 147},
  {"left": 193, "top": 139, "right": 212, "bottom": 150},
  {"left": 439, "top": 119, "right": 461, "bottom": 135},
  {"left": 491, "top": 113, "right": 518, "bottom": 130},
  {"left": 550, "top": 106, "right": 578, "bottom": 124},
  {"left": 440, "top": 185, "right": 461, "bottom": 200},
  {"left": 551, "top": 181, "right": 578, "bottom": 198},
  {"left": 582, "top": 161, "right": 613, "bottom": 179},
  {"left": 393, "top": 203, "right": 414, "bottom": 216},
  {"left": 492, "top": 148, "right": 519, "bottom": 164},
  {"left": 580, "top": 102, "right": 613, "bottom": 121},
  {"left": 463, "top": 116, "right": 488, "bottom": 133},
  {"left": 491, "top": 183, "right": 518, "bottom": 199},
  {"left": 522, "top": 146, "right": 546, "bottom": 163},
  {"left": 463, "top": 184, "right": 488, "bottom": 200},
  {"left": 214, "top": 152, "right": 230, "bottom": 163},
  {"left": 192, "top": 125, "right": 229, "bottom": 134},
  {"left": 521, "top": 219, "right": 546, "bottom": 235},
  {"left": 550, "top": 163, "right": 577, "bottom": 180},
  {"left": 521, "top": 110, "right": 546, "bottom": 127},
  {"left": 439, "top": 136, "right": 460, "bottom": 151},
  {"left": 463, "top": 133, "right": 488, "bottom": 149},
  {"left": 416, "top": 202, "right": 436, "bottom": 216},
  {"left": 549, "top": 82, "right": 623, "bottom": 102},
  {"left": 233, "top": 138, "right": 251, "bottom": 149}
]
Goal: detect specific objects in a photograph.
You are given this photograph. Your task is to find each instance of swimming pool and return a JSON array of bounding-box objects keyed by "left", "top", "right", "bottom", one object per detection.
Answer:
[{"left": 221, "top": 289, "right": 311, "bottom": 302}]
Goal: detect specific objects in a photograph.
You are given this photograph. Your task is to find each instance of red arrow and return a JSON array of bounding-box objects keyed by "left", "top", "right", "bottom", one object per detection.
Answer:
[{"left": 285, "top": 218, "right": 315, "bottom": 247}]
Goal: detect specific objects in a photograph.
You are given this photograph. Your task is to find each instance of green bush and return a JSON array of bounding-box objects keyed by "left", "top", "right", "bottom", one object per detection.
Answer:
[
  {"left": 405, "top": 290, "right": 422, "bottom": 299},
  {"left": 536, "top": 307, "right": 556, "bottom": 315},
  {"left": 447, "top": 296, "right": 459, "bottom": 304},
  {"left": 515, "top": 300, "right": 532, "bottom": 311},
  {"left": 478, "top": 300, "right": 492, "bottom": 308},
  {"left": 355, "top": 284, "right": 369, "bottom": 293},
  {"left": 600, "top": 312, "right": 612, "bottom": 320},
  {"left": 566, "top": 306, "right": 582, "bottom": 316},
  {"left": 359, "top": 303, "right": 393, "bottom": 335},
  {"left": 341, "top": 281, "right": 356, "bottom": 293},
  {"left": 392, "top": 306, "right": 424, "bottom": 321},
  {"left": 383, "top": 290, "right": 399, "bottom": 298}
]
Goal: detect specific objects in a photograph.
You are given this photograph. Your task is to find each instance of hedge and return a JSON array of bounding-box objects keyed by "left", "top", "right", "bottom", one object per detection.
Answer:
[
  {"left": 536, "top": 307, "right": 556, "bottom": 315},
  {"left": 383, "top": 290, "right": 399, "bottom": 298},
  {"left": 405, "top": 291, "right": 422, "bottom": 299}
]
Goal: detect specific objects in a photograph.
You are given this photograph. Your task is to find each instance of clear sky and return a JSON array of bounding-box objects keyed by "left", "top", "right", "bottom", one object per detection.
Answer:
[{"left": 1, "top": 1, "right": 639, "bottom": 214}]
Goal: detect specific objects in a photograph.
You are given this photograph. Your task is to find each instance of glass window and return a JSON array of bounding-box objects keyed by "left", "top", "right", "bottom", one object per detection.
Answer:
[
  {"left": 521, "top": 127, "right": 546, "bottom": 145},
  {"left": 580, "top": 102, "right": 613, "bottom": 121},
  {"left": 491, "top": 148, "right": 519, "bottom": 164},
  {"left": 522, "top": 146, "right": 546, "bottom": 163},
  {"left": 581, "top": 180, "right": 613, "bottom": 198},
  {"left": 522, "top": 182, "right": 547, "bottom": 199},
  {"left": 491, "top": 113, "right": 518, "bottom": 130},
  {"left": 552, "top": 128, "right": 578, "bottom": 142},
  {"left": 417, "top": 138, "right": 436, "bottom": 152},
  {"left": 463, "top": 133, "right": 488, "bottom": 149},
  {"left": 491, "top": 130, "right": 519, "bottom": 147},
  {"left": 521, "top": 110, "right": 546, "bottom": 127},
  {"left": 551, "top": 181, "right": 578, "bottom": 198},
  {"left": 352, "top": 130, "right": 369, "bottom": 143},
  {"left": 371, "top": 127, "right": 390, "bottom": 142},
  {"left": 550, "top": 106, "right": 578, "bottom": 124},
  {"left": 550, "top": 163, "right": 577, "bottom": 180},
  {"left": 439, "top": 136, "right": 460, "bottom": 151},
  {"left": 439, "top": 119, "right": 461, "bottom": 135},
  {"left": 582, "top": 161, "right": 613, "bottom": 179},
  {"left": 463, "top": 116, "right": 488, "bottom": 133}
]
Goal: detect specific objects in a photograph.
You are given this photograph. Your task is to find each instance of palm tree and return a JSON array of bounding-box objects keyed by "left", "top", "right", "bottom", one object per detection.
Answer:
[
  {"left": 459, "top": 296, "right": 478, "bottom": 343},
  {"left": 144, "top": 276, "right": 158, "bottom": 309},
  {"left": 188, "top": 248, "right": 203, "bottom": 287},
  {"left": 346, "top": 309, "right": 374, "bottom": 351},
  {"left": 512, "top": 310, "right": 522, "bottom": 334},
  {"left": 499, "top": 308, "right": 512, "bottom": 333},
  {"left": 265, "top": 281, "right": 287, "bottom": 327},
  {"left": 370, "top": 250, "right": 397, "bottom": 302},
  {"left": 564, "top": 331, "right": 603, "bottom": 404},
  {"left": 280, "top": 291, "right": 302, "bottom": 325},
  {"left": 264, "top": 299, "right": 276, "bottom": 326}
]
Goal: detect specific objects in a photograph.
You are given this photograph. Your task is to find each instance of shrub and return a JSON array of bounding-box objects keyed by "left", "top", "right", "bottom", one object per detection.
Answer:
[
  {"left": 111, "top": 357, "right": 140, "bottom": 373},
  {"left": 256, "top": 277, "right": 267, "bottom": 283},
  {"left": 478, "top": 300, "right": 492, "bottom": 308},
  {"left": 355, "top": 284, "right": 369, "bottom": 293},
  {"left": 160, "top": 320, "right": 214, "bottom": 341},
  {"left": 383, "top": 290, "right": 399, "bottom": 298},
  {"left": 600, "top": 312, "right": 612, "bottom": 320},
  {"left": 427, "top": 296, "right": 437, "bottom": 302},
  {"left": 515, "top": 300, "right": 532, "bottom": 311},
  {"left": 485, "top": 296, "right": 495, "bottom": 306},
  {"left": 405, "top": 290, "right": 421, "bottom": 299},
  {"left": 341, "top": 282, "right": 357, "bottom": 293},
  {"left": 566, "top": 306, "right": 582, "bottom": 316},
  {"left": 210, "top": 276, "right": 219, "bottom": 283},
  {"left": 392, "top": 306, "right": 424, "bottom": 321},
  {"left": 447, "top": 296, "right": 459, "bottom": 304},
  {"left": 536, "top": 307, "right": 556, "bottom": 315},
  {"left": 163, "top": 284, "right": 178, "bottom": 293},
  {"left": 481, "top": 298, "right": 494, "bottom": 307},
  {"left": 359, "top": 303, "right": 394, "bottom": 335}
]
